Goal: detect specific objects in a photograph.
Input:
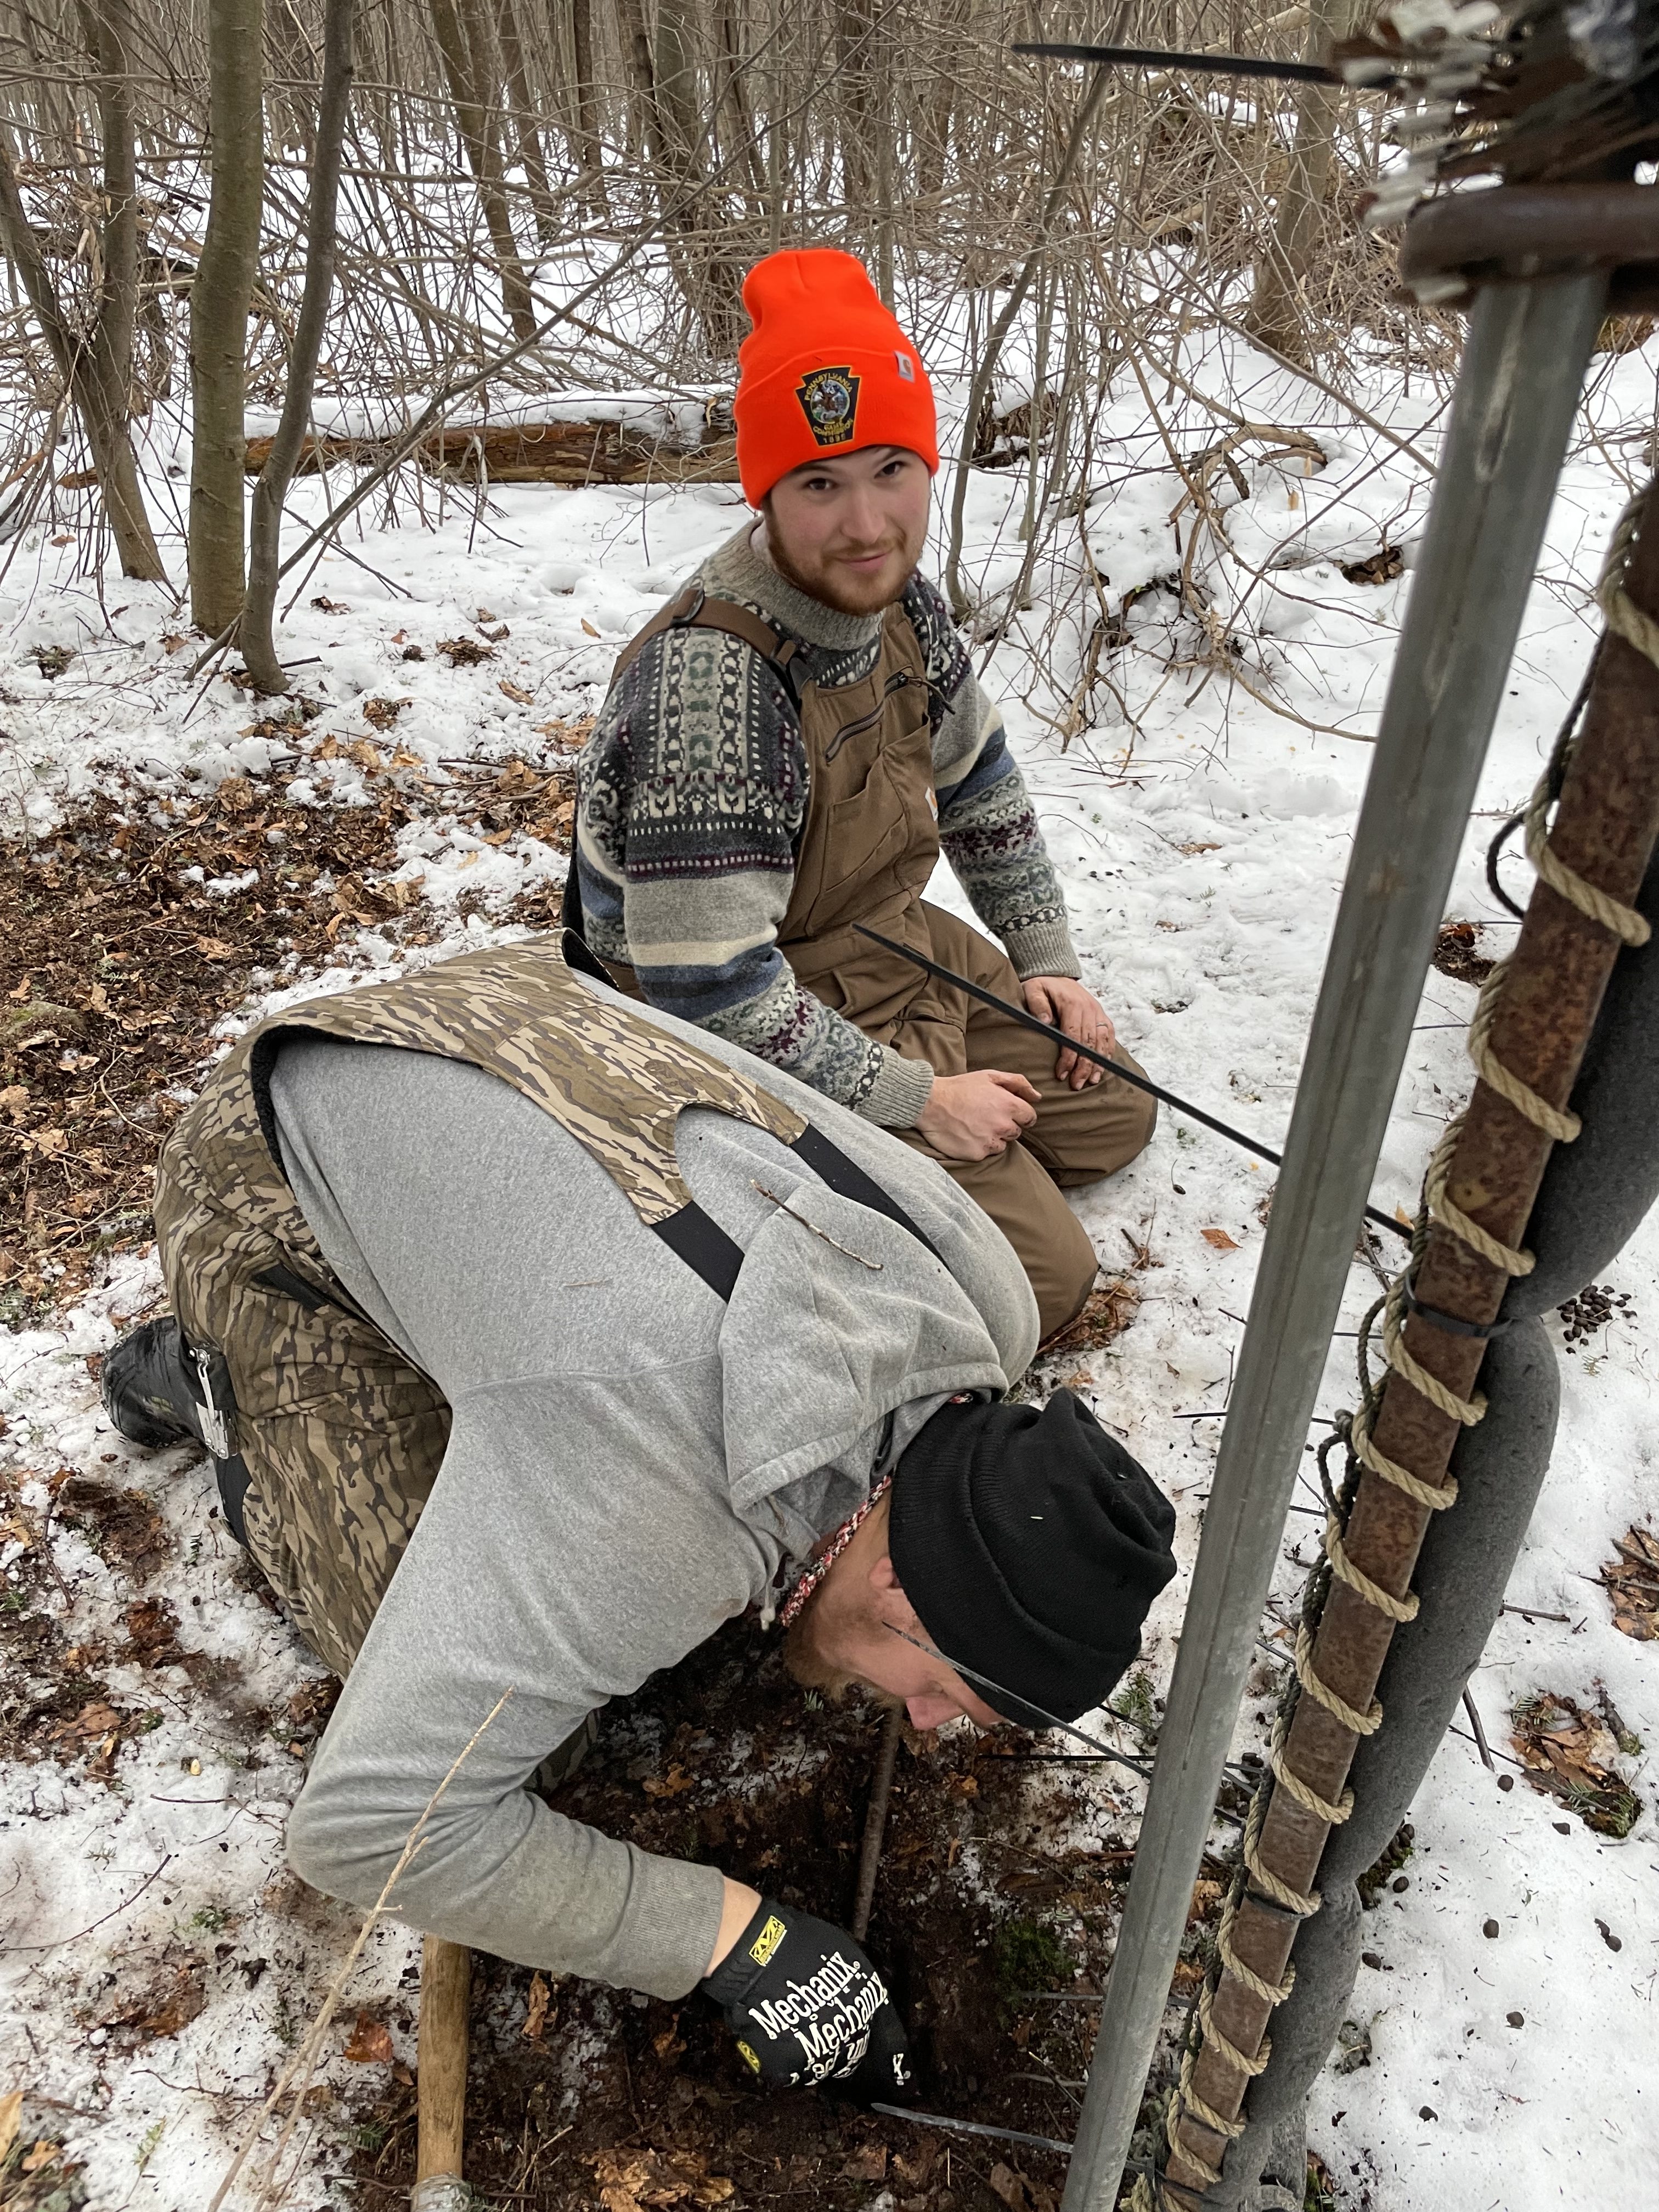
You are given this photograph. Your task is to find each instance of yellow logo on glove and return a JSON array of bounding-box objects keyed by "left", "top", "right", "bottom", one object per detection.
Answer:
[
  {"left": 748, "top": 1914, "right": 787, "bottom": 1967},
  {"left": 737, "top": 2039, "right": 762, "bottom": 2073}
]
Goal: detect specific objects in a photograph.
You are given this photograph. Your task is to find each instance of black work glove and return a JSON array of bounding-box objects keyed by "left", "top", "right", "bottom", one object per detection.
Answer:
[{"left": 699, "top": 1898, "right": 912, "bottom": 2101}]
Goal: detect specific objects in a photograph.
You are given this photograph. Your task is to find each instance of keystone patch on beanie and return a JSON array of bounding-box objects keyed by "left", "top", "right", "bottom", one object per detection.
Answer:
[
  {"left": 888, "top": 1390, "right": 1177, "bottom": 1728},
  {"left": 733, "top": 249, "right": 939, "bottom": 506}
]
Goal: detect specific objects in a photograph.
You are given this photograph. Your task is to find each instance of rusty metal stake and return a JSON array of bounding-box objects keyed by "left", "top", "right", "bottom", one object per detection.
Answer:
[
  {"left": 1160, "top": 473, "right": 1659, "bottom": 2198},
  {"left": 852, "top": 1706, "right": 905, "bottom": 1943}
]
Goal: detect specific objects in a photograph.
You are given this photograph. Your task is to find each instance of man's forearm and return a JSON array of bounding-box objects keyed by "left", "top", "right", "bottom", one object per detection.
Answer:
[
  {"left": 697, "top": 962, "right": 935, "bottom": 1127},
  {"left": 288, "top": 1760, "right": 729, "bottom": 1998}
]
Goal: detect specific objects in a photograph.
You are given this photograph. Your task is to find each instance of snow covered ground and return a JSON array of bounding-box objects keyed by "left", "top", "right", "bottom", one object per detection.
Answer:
[{"left": 3, "top": 324, "right": 1656, "bottom": 2209}]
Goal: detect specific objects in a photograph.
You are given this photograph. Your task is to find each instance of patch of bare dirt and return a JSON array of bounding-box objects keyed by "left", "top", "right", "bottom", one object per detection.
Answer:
[
  {"left": 2, "top": 733, "right": 585, "bottom": 1321},
  {"left": 343, "top": 1612, "right": 1186, "bottom": 2211}
]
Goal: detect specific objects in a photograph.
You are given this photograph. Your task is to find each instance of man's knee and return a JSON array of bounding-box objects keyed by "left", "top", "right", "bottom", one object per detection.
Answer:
[
  {"left": 1030, "top": 1201, "right": 1100, "bottom": 1344},
  {"left": 1117, "top": 1071, "right": 1158, "bottom": 1165},
  {"left": 1039, "top": 1062, "right": 1156, "bottom": 1189}
]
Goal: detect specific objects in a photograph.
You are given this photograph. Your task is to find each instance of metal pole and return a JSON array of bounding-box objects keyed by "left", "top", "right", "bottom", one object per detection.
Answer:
[{"left": 1060, "top": 269, "right": 1607, "bottom": 2212}]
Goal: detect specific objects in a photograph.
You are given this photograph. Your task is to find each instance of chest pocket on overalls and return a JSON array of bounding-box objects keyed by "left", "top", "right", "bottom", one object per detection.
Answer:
[{"left": 793, "top": 660, "right": 936, "bottom": 931}]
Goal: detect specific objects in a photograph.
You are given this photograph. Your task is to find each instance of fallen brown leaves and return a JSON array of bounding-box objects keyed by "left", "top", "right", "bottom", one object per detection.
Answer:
[
  {"left": 641, "top": 1763, "right": 696, "bottom": 1799},
  {"left": 1602, "top": 1523, "right": 1659, "bottom": 1639},
  {"left": 1, "top": 2123, "right": 84, "bottom": 2212},
  {"left": 1041, "top": 1274, "right": 1142, "bottom": 1370},
  {"left": 522, "top": 1971, "right": 554, "bottom": 2042},
  {"left": 1510, "top": 1690, "right": 1644, "bottom": 1836},
  {"left": 342, "top": 2013, "right": 395, "bottom": 2064},
  {"left": 443, "top": 754, "right": 578, "bottom": 854},
  {"left": 591, "top": 2147, "right": 734, "bottom": 2210},
  {"left": 1201, "top": 1226, "right": 1239, "bottom": 1251},
  {"left": 92, "top": 1963, "right": 207, "bottom": 2048},
  {"left": 1431, "top": 919, "right": 1495, "bottom": 989},
  {"left": 55, "top": 1478, "right": 169, "bottom": 1581},
  {"left": 989, "top": 2162, "right": 1057, "bottom": 2212},
  {"left": 2, "top": 771, "right": 421, "bottom": 1312},
  {"left": 1340, "top": 543, "right": 1404, "bottom": 586}
]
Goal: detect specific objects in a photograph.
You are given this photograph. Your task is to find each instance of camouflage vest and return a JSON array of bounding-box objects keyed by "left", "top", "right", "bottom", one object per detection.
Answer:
[
  {"left": 154, "top": 939, "right": 936, "bottom": 1674},
  {"left": 150, "top": 940, "right": 815, "bottom": 1673}
]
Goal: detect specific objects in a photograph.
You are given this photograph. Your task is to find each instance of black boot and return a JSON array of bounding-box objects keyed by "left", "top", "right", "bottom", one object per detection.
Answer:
[{"left": 101, "top": 1317, "right": 207, "bottom": 1452}]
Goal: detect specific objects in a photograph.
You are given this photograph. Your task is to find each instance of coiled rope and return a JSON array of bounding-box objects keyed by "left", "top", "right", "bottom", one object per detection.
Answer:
[{"left": 1135, "top": 482, "right": 1658, "bottom": 2212}]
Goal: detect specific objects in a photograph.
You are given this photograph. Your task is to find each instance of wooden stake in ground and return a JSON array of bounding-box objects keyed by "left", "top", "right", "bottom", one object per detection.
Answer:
[{"left": 412, "top": 1936, "right": 473, "bottom": 2211}]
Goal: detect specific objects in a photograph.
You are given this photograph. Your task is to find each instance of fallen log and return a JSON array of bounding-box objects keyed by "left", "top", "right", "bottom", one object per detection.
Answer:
[
  {"left": 414, "top": 419, "right": 740, "bottom": 484},
  {"left": 242, "top": 433, "right": 379, "bottom": 475},
  {"left": 242, "top": 420, "right": 741, "bottom": 484}
]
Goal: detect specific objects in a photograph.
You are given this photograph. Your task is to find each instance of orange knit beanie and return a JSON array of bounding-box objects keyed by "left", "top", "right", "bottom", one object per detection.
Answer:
[{"left": 733, "top": 250, "right": 938, "bottom": 506}]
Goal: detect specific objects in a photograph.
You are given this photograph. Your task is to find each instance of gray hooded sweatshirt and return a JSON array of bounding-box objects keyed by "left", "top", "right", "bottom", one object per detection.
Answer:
[{"left": 274, "top": 971, "right": 1038, "bottom": 1999}]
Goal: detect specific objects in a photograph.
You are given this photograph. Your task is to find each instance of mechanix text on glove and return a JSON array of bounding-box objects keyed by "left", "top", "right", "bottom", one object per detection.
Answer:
[{"left": 699, "top": 1898, "right": 911, "bottom": 2099}]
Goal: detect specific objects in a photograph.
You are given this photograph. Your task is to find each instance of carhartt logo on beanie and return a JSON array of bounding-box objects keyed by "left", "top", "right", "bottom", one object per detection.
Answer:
[{"left": 733, "top": 250, "right": 939, "bottom": 506}]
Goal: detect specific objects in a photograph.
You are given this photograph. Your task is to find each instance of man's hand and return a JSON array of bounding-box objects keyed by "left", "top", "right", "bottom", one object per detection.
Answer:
[
  {"left": 1023, "top": 975, "right": 1116, "bottom": 1090},
  {"left": 915, "top": 1069, "right": 1040, "bottom": 1160},
  {"left": 701, "top": 1898, "right": 911, "bottom": 2101}
]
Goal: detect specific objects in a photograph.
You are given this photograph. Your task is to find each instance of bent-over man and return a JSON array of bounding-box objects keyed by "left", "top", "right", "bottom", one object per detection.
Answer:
[
  {"left": 103, "top": 941, "right": 1176, "bottom": 2097},
  {"left": 571, "top": 248, "right": 1155, "bottom": 1340}
]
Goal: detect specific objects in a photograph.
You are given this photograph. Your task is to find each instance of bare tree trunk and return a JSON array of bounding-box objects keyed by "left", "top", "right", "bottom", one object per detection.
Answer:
[
  {"left": 561, "top": 0, "right": 607, "bottom": 212},
  {"left": 1242, "top": 0, "right": 1356, "bottom": 365},
  {"left": 766, "top": 0, "right": 786, "bottom": 248},
  {"left": 190, "top": 0, "right": 264, "bottom": 634},
  {"left": 493, "top": 0, "right": 560, "bottom": 245},
  {"left": 837, "top": 0, "right": 875, "bottom": 212},
  {"left": 75, "top": 0, "right": 140, "bottom": 413},
  {"left": 429, "top": 0, "right": 538, "bottom": 340},
  {"left": 0, "top": 127, "right": 166, "bottom": 581},
  {"left": 266, "top": 0, "right": 318, "bottom": 158},
  {"left": 653, "top": 0, "right": 742, "bottom": 352},
  {"left": 718, "top": 0, "right": 766, "bottom": 212},
  {"left": 617, "top": 0, "right": 656, "bottom": 154},
  {"left": 242, "top": 0, "right": 356, "bottom": 695},
  {"left": 872, "top": 0, "right": 893, "bottom": 302}
]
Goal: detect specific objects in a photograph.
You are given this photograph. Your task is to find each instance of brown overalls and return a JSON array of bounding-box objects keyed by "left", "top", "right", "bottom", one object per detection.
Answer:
[{"left": 591, "top": 585, "right": 1156, "bottom": 1339}]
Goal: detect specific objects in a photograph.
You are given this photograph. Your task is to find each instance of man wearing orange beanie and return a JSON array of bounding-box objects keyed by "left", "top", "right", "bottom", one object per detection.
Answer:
[{"left": 570, "top": 249, "right": 1153, "bottom": 1339}]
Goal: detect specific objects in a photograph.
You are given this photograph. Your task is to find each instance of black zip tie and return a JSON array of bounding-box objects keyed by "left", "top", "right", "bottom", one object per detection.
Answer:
[
  {"left": 1402, "top": 1281, "right": 1515, "bottom": 1340},
  {"left": 1484, "top": 812, "right": 1529, "bottom": 922},
  {"left": 869, "top": 2103, "right": 1074, "bottom": 2157},
  {"left": 853, "top": 924, "right": 1412, "bottom": 1244}
]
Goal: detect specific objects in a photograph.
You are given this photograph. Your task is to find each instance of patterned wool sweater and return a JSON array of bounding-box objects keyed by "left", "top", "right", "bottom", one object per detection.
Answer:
[{"left": 574, "top": 524, "right": 1079, "bottom": 1126}]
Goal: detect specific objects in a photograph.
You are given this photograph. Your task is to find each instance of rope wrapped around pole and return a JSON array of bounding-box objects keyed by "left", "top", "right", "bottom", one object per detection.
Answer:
[{"left": 1145, "top": 477, "right": 1659, "bottom": 2206}]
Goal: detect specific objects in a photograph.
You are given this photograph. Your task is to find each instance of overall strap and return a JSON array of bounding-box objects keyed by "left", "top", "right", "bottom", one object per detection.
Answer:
[{"left": 608, "top": 582, "right": 803, "bottom": 704}]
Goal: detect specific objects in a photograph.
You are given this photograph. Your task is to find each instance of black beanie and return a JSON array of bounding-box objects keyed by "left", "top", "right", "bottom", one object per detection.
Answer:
[{"left": 888, "top": 1390, "right": 1177, "bottom": 1728}]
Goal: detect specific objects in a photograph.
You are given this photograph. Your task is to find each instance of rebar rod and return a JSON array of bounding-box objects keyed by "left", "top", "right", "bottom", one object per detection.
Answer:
[
  {"left": 1059, "top": 269, "right": 1609, "bottom": 2212},
  {"left": 851, "top": 1704, "right": 903, "bottom": 1942}
]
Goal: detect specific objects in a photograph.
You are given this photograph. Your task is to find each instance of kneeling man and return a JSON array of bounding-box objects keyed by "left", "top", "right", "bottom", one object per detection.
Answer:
[
  {"left": 105, "top": 940, "right": 1175, "bottom": 2097},
  {"left": 571, "top": 248, "right": 1156, "bottom": 1341}
]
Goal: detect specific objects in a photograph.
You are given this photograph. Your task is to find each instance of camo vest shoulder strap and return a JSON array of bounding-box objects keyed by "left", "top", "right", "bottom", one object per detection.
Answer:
[{"left": 240, "top": 940, "right": 810, "bottom": 1294}]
